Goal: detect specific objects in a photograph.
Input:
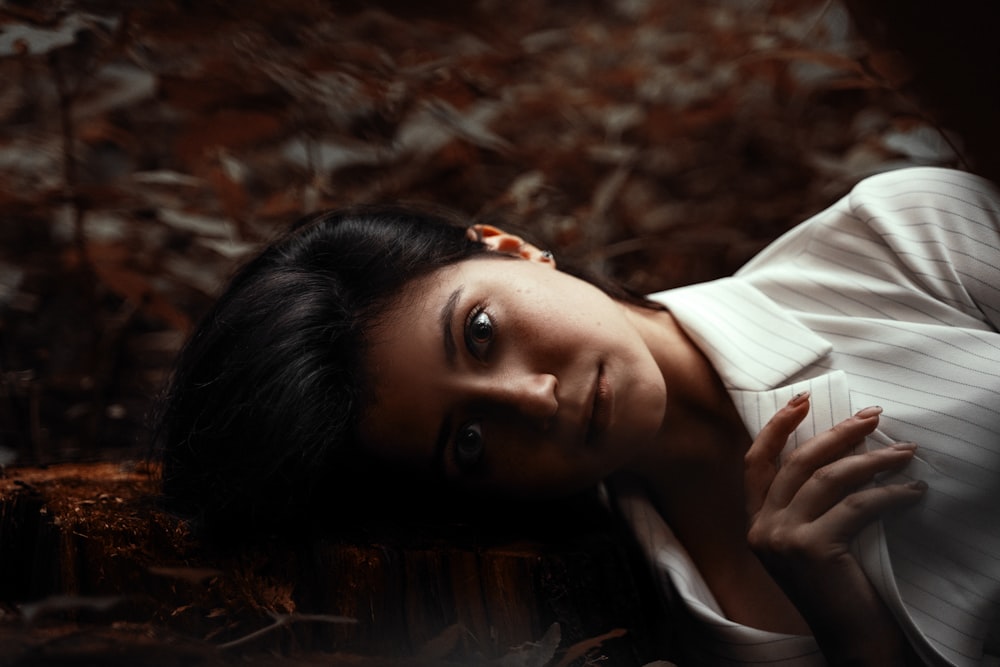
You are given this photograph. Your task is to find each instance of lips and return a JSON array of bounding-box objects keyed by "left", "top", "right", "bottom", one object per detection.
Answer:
[{"left": 586, "top": 365, "right": 613, "bottom": 443}]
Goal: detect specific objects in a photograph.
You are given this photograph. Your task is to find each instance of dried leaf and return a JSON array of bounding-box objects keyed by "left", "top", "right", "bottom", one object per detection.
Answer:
[
  {"left": 496, "top": 622, "right": 560, "bottom": 667},
  {"left": 554, "top": 627, "right": 627, "bottom": 667},
  {"left": 0, "top": 13, "right": 108, "bottom": 56},
  {"left": 19, "top": 594, "right": 124, "bottom": 623},
  {"left": 148, "top": 565, "right": 223, "bottom": 585},
  {"left": 416, "top": 623, "right": 464, "bottom": 660},
  {"left": 73, "top": 64, "right": 156, "bottom": 120},
  {"left": 882, "top": 125, "right": 958, "bottom": 162},
  {"left": 157, "top": 210, "right": 233, "bottom": 238}
]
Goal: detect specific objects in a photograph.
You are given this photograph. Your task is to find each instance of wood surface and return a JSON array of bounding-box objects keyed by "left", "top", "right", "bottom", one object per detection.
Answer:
[{"left": 0, "top": 462, "right": 673, "bottom": 666}]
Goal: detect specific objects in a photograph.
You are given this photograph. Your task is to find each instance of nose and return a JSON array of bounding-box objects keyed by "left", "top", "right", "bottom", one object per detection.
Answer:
[{"left": 478, "top": 371, "right": 558, "bottom": 421}]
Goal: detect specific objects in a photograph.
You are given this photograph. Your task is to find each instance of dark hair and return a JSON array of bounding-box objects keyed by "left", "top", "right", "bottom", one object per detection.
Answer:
[{"left": 155, "top": 205, "right": 657, "bottom": 539}]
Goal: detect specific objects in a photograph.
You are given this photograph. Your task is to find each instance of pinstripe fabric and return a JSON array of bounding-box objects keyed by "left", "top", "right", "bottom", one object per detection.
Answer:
[{"left": 619, "top": 168, "right": 1000, "bottom": 666}]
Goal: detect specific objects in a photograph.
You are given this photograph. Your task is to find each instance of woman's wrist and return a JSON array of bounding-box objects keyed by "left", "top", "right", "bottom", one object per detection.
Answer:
[{"left": 786, "top": 560, "right": 921, "bottom": 666}]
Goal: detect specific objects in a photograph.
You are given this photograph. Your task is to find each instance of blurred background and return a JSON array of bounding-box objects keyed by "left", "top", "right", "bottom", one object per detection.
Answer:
[{"left": 0, "top": 0, "right": 982, "bottom": 466}]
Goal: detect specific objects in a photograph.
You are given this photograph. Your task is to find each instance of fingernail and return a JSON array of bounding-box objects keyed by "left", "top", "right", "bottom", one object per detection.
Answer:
[
  {"left": 908, "top": 480, "right": 928, "bottom": 492},
  {"left": 891, "top": 441, "right": 917, "bottom": 451},
  {"left": 788, "top": 391, "right": 810, "bottom": 406},
  {"left": 855, "top": 405, "right": 883, "bottom": 419}
]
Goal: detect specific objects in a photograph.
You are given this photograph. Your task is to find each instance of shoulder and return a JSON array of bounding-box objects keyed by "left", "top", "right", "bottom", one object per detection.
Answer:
[
  {"left": 740, "top": 167, "right": 1000, "bottom": 274},
  {"left": 845, "top": 166, "right": 1000, "bottom": 225},
  {"left": 849, "top": 166, "right": 997, "bottom": 198},
  {"left": 842, "top": 167, "right": 1000, "bottom": 269},
  {"left": 736, "top": 167, "right": 1000, "bottom": 327}
]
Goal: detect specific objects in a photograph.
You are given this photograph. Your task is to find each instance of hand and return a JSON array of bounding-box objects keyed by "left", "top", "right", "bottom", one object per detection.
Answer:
[{"left": 744, "top": 392, "right": 926, "bottom": 665}]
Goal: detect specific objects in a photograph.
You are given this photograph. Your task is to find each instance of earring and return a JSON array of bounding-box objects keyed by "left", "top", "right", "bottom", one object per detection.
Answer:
[{"left": 541, "top": 250, "right": 554, "bottom": 262}]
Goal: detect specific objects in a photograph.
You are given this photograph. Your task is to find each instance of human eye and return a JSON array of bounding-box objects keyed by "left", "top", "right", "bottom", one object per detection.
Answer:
[
  {"left": 454, "top": 421, "right": 485, "bottom": 472},
  {"left": 463, "top": 307, "right": 494, "bottom": 361}
]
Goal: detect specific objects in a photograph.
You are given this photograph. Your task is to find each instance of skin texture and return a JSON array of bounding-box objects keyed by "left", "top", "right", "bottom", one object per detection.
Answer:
[
  {"left": 359, "top": 227, "right": 928, "bottom": 660},
  {"left": 359, "top": 237, "right": 669, "bottom": 498}
]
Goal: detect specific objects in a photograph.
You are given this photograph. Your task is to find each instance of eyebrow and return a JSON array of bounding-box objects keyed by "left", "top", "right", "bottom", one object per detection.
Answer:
[{"left": 440, "top": 286, "right": 462, "bottom": 367}]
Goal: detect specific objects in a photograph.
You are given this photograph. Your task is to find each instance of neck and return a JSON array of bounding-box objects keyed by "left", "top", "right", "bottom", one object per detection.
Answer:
[
  {"left": 617, "top": 303, "right": 809, "bottom": 635},
  {"left": 620, "top": 303, "right": 750, "bottom": 479}
]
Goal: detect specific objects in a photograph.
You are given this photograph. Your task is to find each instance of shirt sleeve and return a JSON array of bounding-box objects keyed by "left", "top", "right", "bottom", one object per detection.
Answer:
[
  {"left": 847, "top": 167, "right": 1000, "bottom": 330},
  {"left": 738, "top": 167, "right": 1000, "bottom": 335}
]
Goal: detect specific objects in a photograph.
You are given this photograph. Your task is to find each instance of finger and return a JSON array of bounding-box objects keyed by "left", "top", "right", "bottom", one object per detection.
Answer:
[
  {"left": 811, "top": 478, "right": 927, "bottom": 543},
  {"left": 765, "top": 406, "right": 883, "bottom": 509},
  {"left": 787, "top": 443, "right": 918, "bottom": 522},
  {"left": 745, "top": 391, "right": 811, "bottom": 516}
]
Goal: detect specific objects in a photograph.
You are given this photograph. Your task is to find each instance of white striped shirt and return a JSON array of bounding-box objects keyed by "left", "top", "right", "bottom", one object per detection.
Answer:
[{"left": 618, "top": 167, "right": 1000, "bottom": 665}]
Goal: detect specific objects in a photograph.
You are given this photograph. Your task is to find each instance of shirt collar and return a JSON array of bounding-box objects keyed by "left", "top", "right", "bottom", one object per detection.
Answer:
[{"left": 648, "top": 277, "right": 833, "bottom": 391}]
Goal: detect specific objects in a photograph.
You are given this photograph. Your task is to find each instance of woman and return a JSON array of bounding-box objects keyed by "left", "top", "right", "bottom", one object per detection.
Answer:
[{"left": 157, "top": 166, "right": 1000, "bottom": 665}]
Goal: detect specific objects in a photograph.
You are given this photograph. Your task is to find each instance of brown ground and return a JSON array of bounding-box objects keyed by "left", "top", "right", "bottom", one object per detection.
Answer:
[{"left": 1, "top": 461, "right": 669, "bottom": 665}]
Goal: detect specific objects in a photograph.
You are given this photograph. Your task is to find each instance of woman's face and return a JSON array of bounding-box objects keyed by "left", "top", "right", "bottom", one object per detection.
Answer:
[{"left": 358, "top": 248, "right": 668, "bottom": 499}]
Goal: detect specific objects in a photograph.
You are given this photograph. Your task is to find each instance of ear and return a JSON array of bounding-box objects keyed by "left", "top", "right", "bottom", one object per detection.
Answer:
[{"left": 467, "top": 224, "right": 556, "bottom": 268}]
